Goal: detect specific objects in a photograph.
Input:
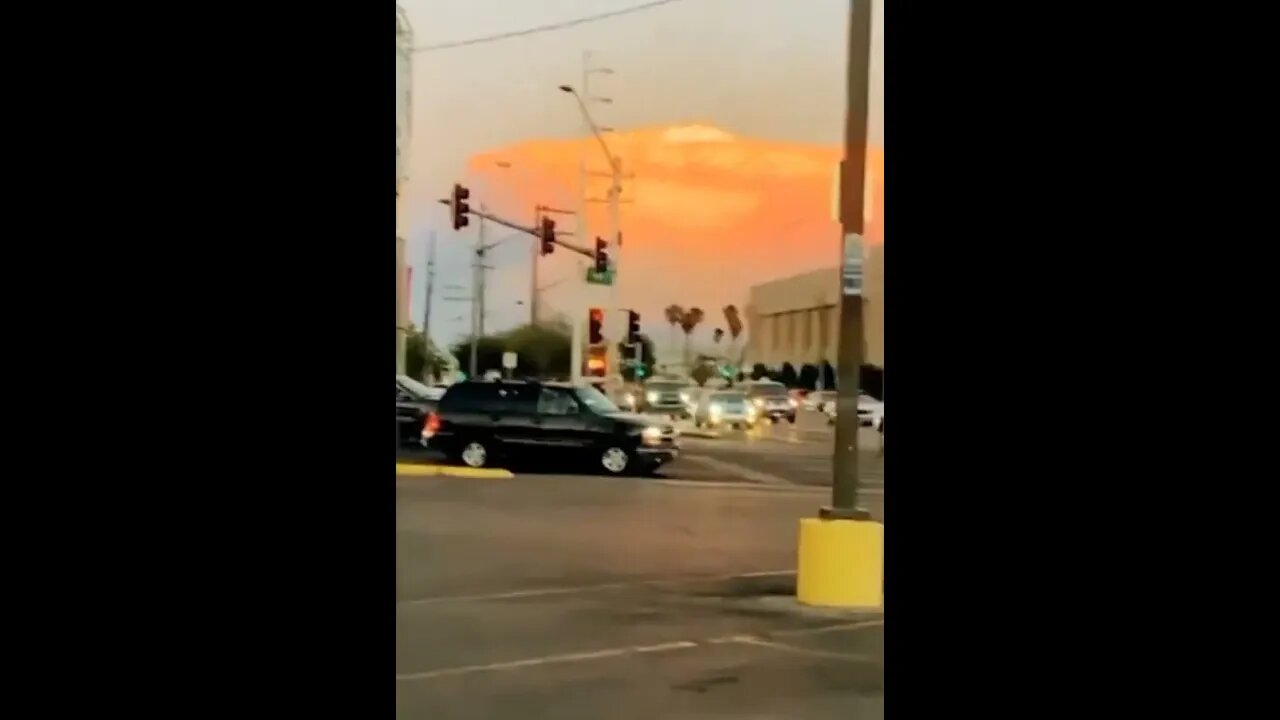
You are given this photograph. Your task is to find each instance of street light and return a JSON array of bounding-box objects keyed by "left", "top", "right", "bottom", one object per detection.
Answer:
[{"left": 558, "top": 85, "right": 621, "bottom": 173}]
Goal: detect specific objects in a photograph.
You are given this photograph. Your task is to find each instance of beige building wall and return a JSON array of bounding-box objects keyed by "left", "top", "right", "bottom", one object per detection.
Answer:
[{"left": 743, "top": 258, "right": 883, "bottom": 370}]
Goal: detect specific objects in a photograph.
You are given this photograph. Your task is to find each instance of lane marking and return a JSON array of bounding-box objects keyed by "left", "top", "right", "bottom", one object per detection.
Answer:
[
  {"left": 772, "top": 619, "right": 884, "bottom": 637},
  {"left": 728, "top": 636, "right": 878, "bottom": 663},
  {"left": 399, "top": 570, "right": 796, "bottom": 606},
  {"left": 396, "top": 463, "right": 514, "bottom": 479},
  {"left": 396, "top": 621, "right": 880, "bottom": 682}
]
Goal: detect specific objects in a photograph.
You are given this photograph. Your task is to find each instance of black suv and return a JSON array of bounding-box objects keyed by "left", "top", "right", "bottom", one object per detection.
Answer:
[
  {"left": 396, "top": 375, "right": 438, "bottom": 446},
  {"left": 424, "top": 381, "right": 679, "bottom": 475}
]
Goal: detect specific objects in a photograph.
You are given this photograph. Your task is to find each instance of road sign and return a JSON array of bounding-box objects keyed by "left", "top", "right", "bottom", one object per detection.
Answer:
[
  {"left": 585, "top": 267, "right": 615, "bottom": 286},
  {"left": 842, "top": 233, "right": 864, "bottom": 296},
  {"left": 502, "top": 352, "right": 517, "bottom": 369}
]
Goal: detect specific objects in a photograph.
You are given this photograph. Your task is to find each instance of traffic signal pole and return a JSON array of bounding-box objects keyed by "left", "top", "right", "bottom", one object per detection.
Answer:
[{"left": 795, "top": 0, "right": 881, "bottom": 610}]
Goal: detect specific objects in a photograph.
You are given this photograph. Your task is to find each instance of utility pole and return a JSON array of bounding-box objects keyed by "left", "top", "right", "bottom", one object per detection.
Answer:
[
  {"left": 794, "top": 0, "right": 881, "bottom": 612},
  {"left": 531, "top": 206, "right": 540, "bottom": 326},
  {"left": 470, "top": 204, "right": 488, "bottom": 378},
  {"left": 828, "top": 0, "right": 873, "bottom": 519},
  {"left": 420, "top": 232, "right": 436, "bottom": 382}
]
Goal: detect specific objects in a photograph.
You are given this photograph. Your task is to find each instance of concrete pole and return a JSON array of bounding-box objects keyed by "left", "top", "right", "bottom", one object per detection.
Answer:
[
  {"left": 827, "top": 0, "right": 873, "bottom": 519},
  {"left": 570, "top": 51, "right": 591, "bottom": 385}
]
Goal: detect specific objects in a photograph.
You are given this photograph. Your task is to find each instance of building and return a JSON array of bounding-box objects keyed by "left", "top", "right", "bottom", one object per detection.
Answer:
[
  {"left": 395, "top": 5, "right": 413, "bottom": 373},
  {"left": 742, "top": 246, "right": 884, "bottom": 371}
]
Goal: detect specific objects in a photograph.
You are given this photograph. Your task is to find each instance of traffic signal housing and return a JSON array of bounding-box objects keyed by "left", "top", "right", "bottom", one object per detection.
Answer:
[
  {"left": 588, "top": 307, "right": 604, "bottom": 345},
  {"left": 594, "top": 237, "right": 609, "bottom": 274},
  {"left": 626, "top": 310, "right": 640, "bottom": 345},
  {"left": 451, "top": 184, "right": 471, "bottom": 231},
  {"left": 540, "top": 217, "right": 556, "bottom": 256},
  {"left": 586, "top": 346, "right": 607, "bottom": 378}
]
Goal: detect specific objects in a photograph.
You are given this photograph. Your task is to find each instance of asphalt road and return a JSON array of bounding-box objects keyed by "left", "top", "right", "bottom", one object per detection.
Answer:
[
  {"left": 665, "top": 409, "right": 883, "bottom": 489},
  {"left": 396, "top": 471, "right": 884, "bottom": 719}
]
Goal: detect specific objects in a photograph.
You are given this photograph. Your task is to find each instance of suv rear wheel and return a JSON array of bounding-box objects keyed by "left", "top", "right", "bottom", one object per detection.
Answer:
[
  {"left": 600, "top": 446, "right": 631, "bottom": 475},
  {"left": 458, "top": 440, "right": 491, "bottom": 468}
]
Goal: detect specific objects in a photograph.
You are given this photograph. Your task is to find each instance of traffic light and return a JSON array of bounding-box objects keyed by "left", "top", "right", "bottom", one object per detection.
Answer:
[
  {"left": 586, "top": 346, "right": 607, "bottom": 377},
  {"left": 540, "top": 217, "right": 556, "bottom": 256},
  {"left": 626, "top": 310, "right": 640, "bottom": 345},
  {"left": 594, "top": 237, "right": 609, "bottom": 274},
  {"left": 451, "top": 184, "right": 471, "bottom": 231},
  {"left": 588, "top": 307, "right": 604, "bottom": 345}
]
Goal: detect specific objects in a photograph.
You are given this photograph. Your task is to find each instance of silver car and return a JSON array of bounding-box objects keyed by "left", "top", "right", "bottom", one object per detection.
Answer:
[{"left": 693, "top": 390, "right": 758, "bottom": 429}]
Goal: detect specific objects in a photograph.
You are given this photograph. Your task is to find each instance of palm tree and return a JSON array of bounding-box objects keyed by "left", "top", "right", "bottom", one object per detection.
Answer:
[
  {"left": 664, "top": 304, "right": 684, "bottom": 367},
  {"left": 680, "top": 307, "right": 705, "bottom": 367}
]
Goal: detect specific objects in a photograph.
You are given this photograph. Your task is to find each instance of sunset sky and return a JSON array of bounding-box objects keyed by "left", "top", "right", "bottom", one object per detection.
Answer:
[{"left": 398, "top": 0, "right": 883, "bottom": 354}]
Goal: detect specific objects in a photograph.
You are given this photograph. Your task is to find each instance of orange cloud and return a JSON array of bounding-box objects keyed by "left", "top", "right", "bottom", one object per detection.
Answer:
[{"left": 468, "top": 124, "right": 883, "bottom": 342}]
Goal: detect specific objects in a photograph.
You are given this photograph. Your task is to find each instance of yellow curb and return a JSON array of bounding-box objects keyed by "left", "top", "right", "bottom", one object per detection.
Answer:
[{"left": 396, "top": 463, "right": 514, "bottom": 479}]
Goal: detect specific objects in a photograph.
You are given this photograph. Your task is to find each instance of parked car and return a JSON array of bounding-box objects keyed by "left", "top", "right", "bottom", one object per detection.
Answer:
[
  {"left": 692, "top": 389, "right": 758, "bottom": 429},
  {"left": 396, "top": 375, "right": 438, "bottom": 446},
  {"left": 857, "top": 393, "right": 884, "bottom": 427},
  {"left": 825, "top": 393, "right": 884, "bottom": 428},
  {"left": 423, "top": 380, "right": 680, "bottom": 475},
  {"left": 744, "top": 381, "right": 796, "bottom": 423}
]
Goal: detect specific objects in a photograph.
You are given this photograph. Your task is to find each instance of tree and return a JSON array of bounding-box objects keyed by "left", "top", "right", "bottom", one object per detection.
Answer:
[
  {"left": 798, "top": 363, "right": 819, "bottom": 391},
  {"left": 779, "top": 362, "right": 798, "bottom": 387},
  {"left": 750, "top": 363, "right": 769, "bottom": 380},
  {"left": 448, "top": 322, "right": 571, "bottom": 379},
  {"left": 679, "top": 307, "right": 705, "bottom": 365},
  {"left": 405, "top": 327, "right": 448, "bottom": 381},
  {"left": 820, "top": 361, "right": 836, "bottom": 390},
  {"left": 663, "top": 305, "right": 684, "bottom": 364}
]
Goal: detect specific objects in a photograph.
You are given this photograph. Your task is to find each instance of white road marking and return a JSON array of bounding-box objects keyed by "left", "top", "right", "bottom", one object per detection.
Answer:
[
  {"left": 729, "top": 636, "right": 877, "bottom": 663},
  {"left": 773, "top": 619, "right": 884, "bottom": 637},
  {"left": 396, "top": 622, "right": 881, "bottom": 682},
  {"left": 399, "top": 570, "right": 797, "bottom": 606}
]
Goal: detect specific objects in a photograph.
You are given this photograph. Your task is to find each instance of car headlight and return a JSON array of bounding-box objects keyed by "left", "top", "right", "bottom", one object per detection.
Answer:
[
  {"left": 646, "top": 391, "right": 658, "bottom": 403},
  {"left": 746, "top": 406, "right": 757, "bottom": 418},
  {"left": 623, "top": 392, "right": 635, "bottom": 407},
  {"left": 753, "top": 398, "right": 764, "bottom": 407},
  {"left": 641, "top": 426, "right": 662, "bottom": 443},
  {"left": 709, "top": 403, "right": 723, "bottom": 415},
  {"left": 789, "top": 398, "right": 798, "bottom": 408},
  {"left": 679, "top": 392, "right": 691, "bottom": 403}
]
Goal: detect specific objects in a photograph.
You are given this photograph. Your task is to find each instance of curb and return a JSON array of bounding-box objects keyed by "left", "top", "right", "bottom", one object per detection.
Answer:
[{"left": 396, "top": 464, "right": 514, "bottom": 479}]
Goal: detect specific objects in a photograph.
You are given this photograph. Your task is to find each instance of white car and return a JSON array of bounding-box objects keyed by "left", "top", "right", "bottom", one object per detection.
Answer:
[{"left": 826, "top": 393, "right": 883, "bottom": 428}]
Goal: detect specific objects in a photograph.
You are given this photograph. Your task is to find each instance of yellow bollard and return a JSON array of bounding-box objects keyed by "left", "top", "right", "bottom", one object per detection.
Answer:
[{"left": 796, "top": 517, "right": 883, "bottom": 608}]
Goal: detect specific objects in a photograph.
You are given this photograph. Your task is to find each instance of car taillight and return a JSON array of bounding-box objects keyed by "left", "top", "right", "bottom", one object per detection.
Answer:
[{"left": 422, "top": 412, "right": 440, "bottom": 439}]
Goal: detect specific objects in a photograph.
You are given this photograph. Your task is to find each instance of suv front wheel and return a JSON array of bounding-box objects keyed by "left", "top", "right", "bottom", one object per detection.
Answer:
[{"left": 599, "top": 445, "right": 632, "bottom": 476}]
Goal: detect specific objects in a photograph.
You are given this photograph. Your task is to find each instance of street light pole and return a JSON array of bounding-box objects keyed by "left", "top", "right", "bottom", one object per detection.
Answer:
[{"left": 794, "top": 0, "right": 881, "bottom": 611}]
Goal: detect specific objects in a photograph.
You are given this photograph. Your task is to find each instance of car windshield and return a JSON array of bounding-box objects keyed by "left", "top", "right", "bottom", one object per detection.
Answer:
[
  {"left": 749, "top": 384, "right": 787, "bottom": 396},
  {"left": 645, "top": 383, "right": 685, "bottom": 392},
  {"left": 574, "top": 386, "right": 621, "bottom": 414},
  {"left": 712, "top": 392, "right": 745, "bottom": 403},
  {"left": 397, "top": 375, "right": 433, "bottom": 400}
]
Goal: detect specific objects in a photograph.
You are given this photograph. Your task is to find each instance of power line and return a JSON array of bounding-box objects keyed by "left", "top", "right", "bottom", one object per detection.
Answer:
[{"left": 412, "top": 0, "right": 690, "bottom": 53}]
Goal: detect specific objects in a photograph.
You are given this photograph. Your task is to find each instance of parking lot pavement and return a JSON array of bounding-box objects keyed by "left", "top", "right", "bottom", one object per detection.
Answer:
[{"left": 396, "top": 468, "right": 884, "bottom": 718}]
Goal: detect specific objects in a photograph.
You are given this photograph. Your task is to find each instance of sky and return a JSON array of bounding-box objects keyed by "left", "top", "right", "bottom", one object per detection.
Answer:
[{"left": 398, "top": 0, "right": 882, "bottom": 356}]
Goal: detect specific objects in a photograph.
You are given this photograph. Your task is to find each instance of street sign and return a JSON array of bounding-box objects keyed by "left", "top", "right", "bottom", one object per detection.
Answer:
[
  {"left": 502, "top": 352, "right": 517, "bottom": 369},
  {"left": 842, "top": 232, "right": 864, "bottom": 296},
  {"left": 585, "top": 267, "right": 615, "bottom": 286}
]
